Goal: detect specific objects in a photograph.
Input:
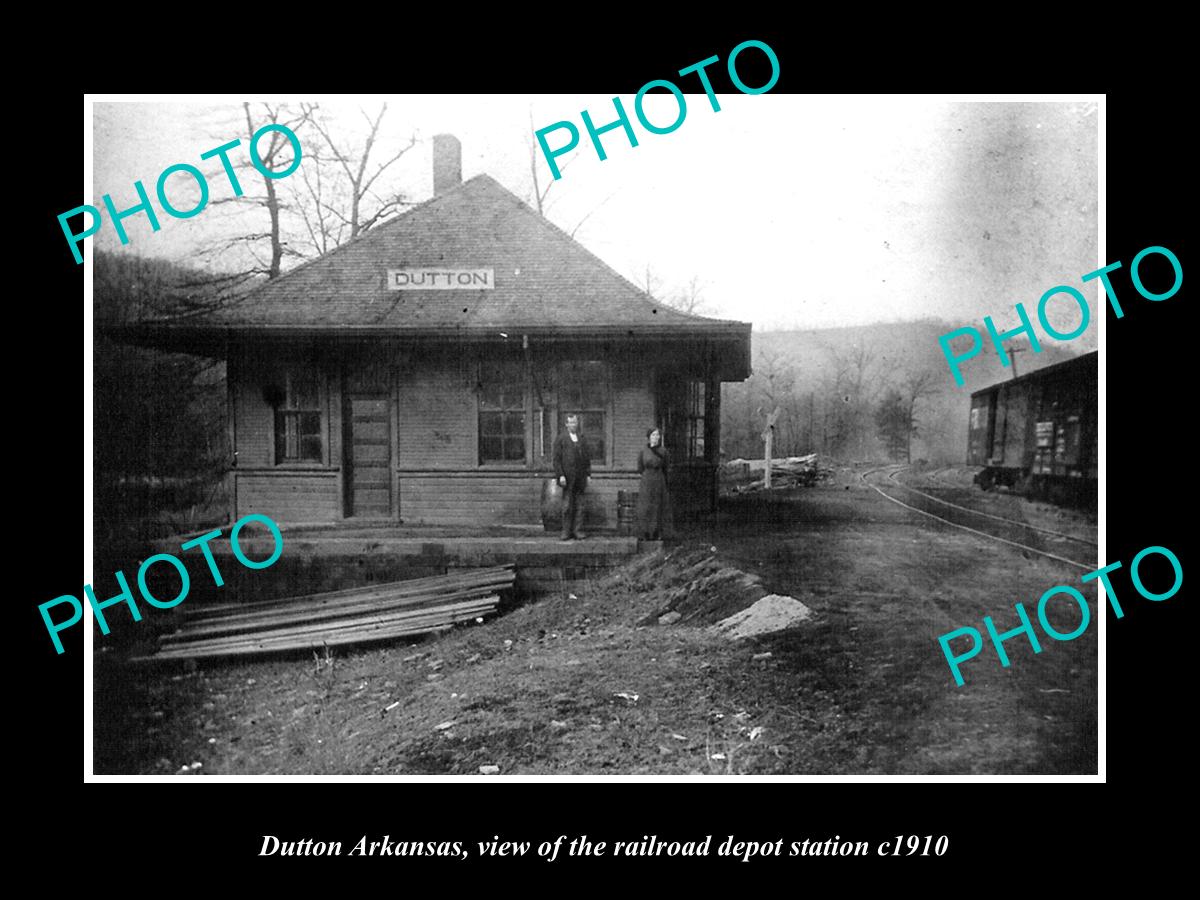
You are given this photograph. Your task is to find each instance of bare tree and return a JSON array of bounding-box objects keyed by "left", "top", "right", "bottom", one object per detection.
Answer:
[
  {"left": 756, "top": 345, "right": 796, "bottom": 414},
  {"left": 528, "top": 108, "right": 575, "bottom": 217},
  {"left": 299, "top": 102, "right": 418, "bottom": 252},
  {"left": 633, "top": 264, "right": 664, "bottom": 300},
  {"left": 900, "top": 370, "right": 940, "bottom": 462},
  {"left": 824, "top": 341, "right": 879, "bottom": 459},
  {"left": 661, "top": 275, "right": 712, "bottom": 316},
  {"left": 202, "top": 102, "right": 310, "bottom": 279},
  {"left": 631, "top": 268, "right": 713, "bottom": 316},
  {"left": 527, "top": 109, "right": 617, "bottom": 239},
  {"left": 293, "top": 147, "right": 339, "bottom": 257}
]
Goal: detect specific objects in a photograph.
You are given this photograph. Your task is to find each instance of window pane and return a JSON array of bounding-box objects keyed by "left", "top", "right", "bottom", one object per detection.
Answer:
[
  {"left": 587, "top": 435, "right": 605, "bottom": 462},
  {"left": 480, "top": 364, "right": 526, "bottom": 462},
  {"left": 503, "top": 411, "right": 524, "bottom": 436},
  {"left": 274, "top": 411, "right": 287, "bottom": 461},
  {"left": 291, "top": 374, "right": 319, "bottom": 409},
  {"left": 300, "top": 412, "right": 321, "bottom": 437},
  {"left": 581, "top": 412, "right": 603, "bottom": 436},
  {"left": 581, "top": 363, "right": 608, "bottom": 408},
  {"left": 480, "top": 411, "right": 501, "bottom": 438},
  {"left": 480, "top": 363, "right": 524, "bottom": 410},
  {"left": 559, "top": 361, "right": 609, "bottom": 410},
  {"left": 275, "top": 410, "right": 324, "bottom": 463},
  {"left": 300, "top": 436, "right": 323, "bottom": 461},
  {"left": 480, "top": 382, "right": 503, "bottom": 409}
]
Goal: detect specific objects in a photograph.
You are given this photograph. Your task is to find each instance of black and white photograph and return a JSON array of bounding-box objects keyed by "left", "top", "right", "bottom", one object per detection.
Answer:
[{"left": 83, "top": 92, "right": 1103, "bottom": 778}]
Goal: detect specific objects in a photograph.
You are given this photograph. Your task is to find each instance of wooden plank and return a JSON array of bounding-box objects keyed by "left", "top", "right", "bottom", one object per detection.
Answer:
[
  {"left": 164, "top": 584, "right": 510, "bottom": 641},
  {"left": 183, "top": 566, "right": 515, "bottom": 618},
  {"left": 181, "top": 579, "right": 512, "bottom": 627},
  {"left": 162, "top": 604, "right": 498, "bottom": 655},
  {"left": 350, "top": 398, "right": 390, "bottom": 417},
  {"left": 155, "top": 599, "right": 497, "bottom": 657},
  {"left": 354, "top": 443, "right": 390, "bottom": 464},
  {"left": 351, "top": 474, "right": 391, "bottom": 488},
  {"left": 182, "top": 576, "right": 511, "bottom": 622},
  {"left": 353, "top": 428, "right": 390, "bottom": 445},
  {"left": 352, "top": 487, "right": 391, "bottom": 506},
  {"left": 161, "top": 598, "right": 499, "bottom": 653},
  {"left": 207, "top": 606, "right": 490, "bottom": 652},
  {"left": 166, "top": 584, "right": 508, "bottom": 640}
]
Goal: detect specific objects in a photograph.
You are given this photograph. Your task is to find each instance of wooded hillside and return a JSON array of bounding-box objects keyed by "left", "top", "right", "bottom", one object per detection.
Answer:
[{"left": 722, "top": 320, "right": 1080, "bottom": 464}]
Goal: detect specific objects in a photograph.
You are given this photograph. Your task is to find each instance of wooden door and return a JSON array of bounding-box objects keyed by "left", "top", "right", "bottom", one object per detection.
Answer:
[{"left": 344, "top": 394, "right": 392, "bottom": 517}]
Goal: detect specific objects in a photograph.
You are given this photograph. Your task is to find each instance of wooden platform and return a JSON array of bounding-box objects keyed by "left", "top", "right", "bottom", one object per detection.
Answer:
[{"left": 150, "top": 525, "right": 643, "bottom": 606}]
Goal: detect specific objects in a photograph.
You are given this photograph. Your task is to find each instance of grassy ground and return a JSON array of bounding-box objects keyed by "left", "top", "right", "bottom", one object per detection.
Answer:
[{"left": 94, "top": 465, "right": 1097, "bottom": 775}]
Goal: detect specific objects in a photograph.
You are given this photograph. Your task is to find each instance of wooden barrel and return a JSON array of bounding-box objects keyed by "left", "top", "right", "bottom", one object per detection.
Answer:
[
  {"left": 540, "top": 477, "right": 564, "bottom": 532},
  {"left": 617, "top": 490, "right": 638, "bottom": 535}
]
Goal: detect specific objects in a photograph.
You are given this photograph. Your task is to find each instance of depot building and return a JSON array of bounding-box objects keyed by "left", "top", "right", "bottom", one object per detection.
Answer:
[{"left": 122, "top": 135, "right": 752, "bottom": 529}]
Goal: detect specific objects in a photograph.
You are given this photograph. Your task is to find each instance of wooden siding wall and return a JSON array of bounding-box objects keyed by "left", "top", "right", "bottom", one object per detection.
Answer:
[
  {"left": 398, "top": 473, "right": 641, "bottom": 527},
  {"left": 393, "top": 347, "right": 658, "bottom": 525},
  {"left": 230, "top": 341, "right": 716, "bottom": 527},
  {"left": 230, "top": 344, "right": 343, "bottom": 524},
  {"left": 231, "top": 344, "right": 339, "bottom": 468},
  {"left": 397, "top": 351, "right": 477, "bottom": 469},
  {"left": 612, "top": 362, "right": 657, "bottom": 466},
  {"left": 236, "top": 471, "right": 341, "bottom": 522}
]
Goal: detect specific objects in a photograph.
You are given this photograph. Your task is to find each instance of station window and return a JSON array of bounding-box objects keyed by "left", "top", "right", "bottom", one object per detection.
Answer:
[
  {"left": 558, "top": 361, "right": 609, "bottom": 464},
  {"left": 479, "top": 361, "right": 527, "bottom": 463},
  {"left": 274, "top": 371, "right": 323, "bottom": 463}
]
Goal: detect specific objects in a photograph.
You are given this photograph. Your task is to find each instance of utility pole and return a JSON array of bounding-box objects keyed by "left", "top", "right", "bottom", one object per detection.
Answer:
[
  {"left": 808, "top": 392, "right": 815, "bottom": 451},
  {"left": 1009, "top": 346, "right": 1027, "bottom": 379},
  {"left": 762, "top": 406, "right": 781, "bottom": 488}
]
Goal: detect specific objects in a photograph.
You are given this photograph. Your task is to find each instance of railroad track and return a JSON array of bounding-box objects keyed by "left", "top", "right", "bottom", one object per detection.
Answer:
[
  {"left": 860, "top": 466, "right": 1095, "bottom": 571},
  {"left": 927, "top": 467, "right": 954, "bottom": 486},
  {"left": 888, "top": 468, "right": 1098, "bottom": 548}
]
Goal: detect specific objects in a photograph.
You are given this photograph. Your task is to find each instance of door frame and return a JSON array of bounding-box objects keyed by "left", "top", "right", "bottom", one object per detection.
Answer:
[{"left": 342, "top": 390, "right": 398, "bottom": 520}]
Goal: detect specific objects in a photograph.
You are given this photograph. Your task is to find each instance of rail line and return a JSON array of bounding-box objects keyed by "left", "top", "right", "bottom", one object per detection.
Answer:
[
  {"left": 886, "top": 468, "right": 1098, "bottom": 548},
  {"left": 928, "top": 467, "right": 955, "bottom": 486},
  {"left": 860, "top": 466, "right": 1094, "bottom": 571}
]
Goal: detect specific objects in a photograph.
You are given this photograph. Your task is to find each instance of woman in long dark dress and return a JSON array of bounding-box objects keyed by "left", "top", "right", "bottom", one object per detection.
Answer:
[{"left": 636, "top": 427, "right": 671, "bottom": 540}]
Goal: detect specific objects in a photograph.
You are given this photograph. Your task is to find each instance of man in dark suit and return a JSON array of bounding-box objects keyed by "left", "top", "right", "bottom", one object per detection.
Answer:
[{"left": 553, "top": 413, "right": 591, "bottom": 540}]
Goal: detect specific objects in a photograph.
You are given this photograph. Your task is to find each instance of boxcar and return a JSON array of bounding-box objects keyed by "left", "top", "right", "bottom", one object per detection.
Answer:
[{"left": 966, "top": 351, "right": 1097, "bottom": 505}]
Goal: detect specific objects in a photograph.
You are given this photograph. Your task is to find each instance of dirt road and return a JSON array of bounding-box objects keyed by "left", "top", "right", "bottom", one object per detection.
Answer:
[{"left": 94, "top": 466, "right": 1097, "bottom": 775}]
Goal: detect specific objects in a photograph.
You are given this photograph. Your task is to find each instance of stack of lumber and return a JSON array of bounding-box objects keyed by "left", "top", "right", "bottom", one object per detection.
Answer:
[
  {"left": 141, "top": 566, "right": 515, "bottom": 661},
  {"left": 728, "top": 454, "right": 835, "bottom": 491}
]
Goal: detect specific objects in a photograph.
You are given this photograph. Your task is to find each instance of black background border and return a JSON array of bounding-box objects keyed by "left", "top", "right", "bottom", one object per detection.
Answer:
[{"left": 20, "top": 25, "right": 1189, "bottom": 883}]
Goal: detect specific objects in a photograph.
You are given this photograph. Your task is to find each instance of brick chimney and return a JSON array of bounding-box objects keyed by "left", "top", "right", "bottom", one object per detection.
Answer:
[{"left": 432, "top": 134, "right": 462, "bottom": 196}]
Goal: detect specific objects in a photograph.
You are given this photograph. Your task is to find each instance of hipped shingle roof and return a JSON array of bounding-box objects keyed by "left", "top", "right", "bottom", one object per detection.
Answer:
[{"left": 170, "top": 175, "right": 748, "bottom": 337}]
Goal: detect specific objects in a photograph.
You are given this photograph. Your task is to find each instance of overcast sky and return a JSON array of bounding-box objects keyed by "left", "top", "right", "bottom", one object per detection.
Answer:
[{"left": 91, "top": 95, "right": 1098, "bottom": 344}]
